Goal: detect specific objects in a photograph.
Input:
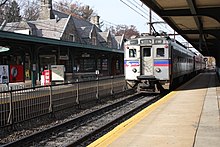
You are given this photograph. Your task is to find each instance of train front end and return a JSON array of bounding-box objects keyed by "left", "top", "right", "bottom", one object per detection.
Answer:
[
  {"left": 124, "top": 39, "right": 141, "bottom": 88},
  {"left": 124, "top": 36, "right": 170, "bottom": 92}
]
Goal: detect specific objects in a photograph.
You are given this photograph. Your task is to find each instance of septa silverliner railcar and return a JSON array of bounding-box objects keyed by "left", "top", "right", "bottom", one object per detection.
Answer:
[{"left": 124, "top": 35, "right": 205, "bottom": 92}]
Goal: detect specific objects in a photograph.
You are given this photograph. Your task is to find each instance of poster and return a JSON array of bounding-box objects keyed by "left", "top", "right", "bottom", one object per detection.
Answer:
[
  {"left": 51, "top": 65, "right": 65, "bottom": 81},
  {"left": 0, "top": 65, "right": 9, "bottom": 84},
  {"left": 9, "top": 65, "right": 24, "bottom": 83}
]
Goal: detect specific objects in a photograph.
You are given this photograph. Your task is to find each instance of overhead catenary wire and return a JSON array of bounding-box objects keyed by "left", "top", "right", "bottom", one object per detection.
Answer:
[
  {"left": 120, "top": 0, "right": 169, "bottom": 33},
  {"left": 119, "top": 0, "right": 193, "bottom": 48},
  {"left": 120, "top": 0, "right": 148, "bottom": 20},
  {"left": 126, "top": 0, "right": 149, "bottom": 16}
]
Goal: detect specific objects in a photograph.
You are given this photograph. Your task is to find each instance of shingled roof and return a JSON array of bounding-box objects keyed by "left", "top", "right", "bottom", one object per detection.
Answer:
[{"left": 2, "top": 8, "right": 124, "bottom": 50}]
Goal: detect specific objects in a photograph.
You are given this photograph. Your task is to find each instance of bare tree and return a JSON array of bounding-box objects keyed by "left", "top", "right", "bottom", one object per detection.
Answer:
[
  {"left": 53, "top": 1, "right": 95, "bottom": 20},
  {"left": 0, "top": 0, "right": 8, "bottom": 7},
  {"left": 0, "top": 0, "right": 21, "bottom": 23},
  {"left": 78, "top": 5, "right": 94, "bottom": 20},
  {"left": 23, "top": 0, "right": 40, "bottom": 21},
  {"left": 108, "top": 25, "right": 140, "bottom": 39}
]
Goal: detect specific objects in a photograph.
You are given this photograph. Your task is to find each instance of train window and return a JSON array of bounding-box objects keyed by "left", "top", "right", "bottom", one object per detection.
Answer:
[
  {"left": 143, "top": 48, "right": 151, "bottom": 57},
  {"left": 140, "top": 39, "right": 152, "bottom": 44},
  {"left": 129, "top": 49, "right": 137, "bottom": 58},
  {"left": 156, "top": 48, "right": 165, "bottom": 57},
  {"left": 154, "top": 39, "right": 163, "bottom": 44},
  {"left": 130, "top": 40, "right": 138, "bottom": 45}
]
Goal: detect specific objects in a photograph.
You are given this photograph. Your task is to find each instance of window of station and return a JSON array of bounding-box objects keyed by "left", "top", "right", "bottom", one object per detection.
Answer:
[
  {"left": 92, "top": 37, "right": 97, "bottom": 45},
  {"left": 129, "top": 49, "right": 136, "bottom": 58},
  {"left": 60, "top": 59, "right": 72, "bottom": 72},
  {"left": 156, "top": 48, "right": 165, "bottom": 57},
  {"left": 140, "top": 39, "right": 152, "bottom": 44},
  {"left": 97, "top": 59, "right": 101, "bottom": 70},
  {"left": 97, "top": 58, "right": 108, "bottom": 71},
  {"left": 143, "top": 48, "right": 151, "bottom": 57},
  {"left": 78, "top": 58, "right": 96, "bottom": 72},
  {"left": 116, "top": 59, "right": 120, "bottom": 70},
  {"left": 40, "top": 55, "right": 56, "bottom": 70},
  {"left": 69, "top": 34, "right": 75, "bottom": 41},
  {"left": 102, "top": 59, "right": 108, "bottom": 70}
]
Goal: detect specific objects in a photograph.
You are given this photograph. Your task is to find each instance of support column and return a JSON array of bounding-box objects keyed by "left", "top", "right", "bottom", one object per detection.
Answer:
[
  {"left": 30, "top": 46, "right": 37, "bottom": 87},
  {"left": 216, "top": 50, "right": 220, "bottom": 79},
  {"left": 108, "top": 53, "right": 113, "bottom": 75}
]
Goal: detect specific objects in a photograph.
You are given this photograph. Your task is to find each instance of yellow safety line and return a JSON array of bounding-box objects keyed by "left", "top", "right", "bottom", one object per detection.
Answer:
[{"left": 87, "top": 91, "right": 177, "bottom": 147}]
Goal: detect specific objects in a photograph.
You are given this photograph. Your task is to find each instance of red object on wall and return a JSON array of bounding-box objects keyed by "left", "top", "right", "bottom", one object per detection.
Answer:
[
  {"left": 42, "top": 70, "right": 51, "bottom": 85},
  {"left": 9, "top": 65, "right": 24, "bottom": 83}
]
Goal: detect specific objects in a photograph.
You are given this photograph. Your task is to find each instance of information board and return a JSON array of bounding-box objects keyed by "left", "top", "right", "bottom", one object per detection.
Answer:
[{"left": 51, "top": 65, "right": 65, "bottom": 81}]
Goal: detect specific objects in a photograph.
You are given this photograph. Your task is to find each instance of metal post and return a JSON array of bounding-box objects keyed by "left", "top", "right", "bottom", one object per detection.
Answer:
[
  {"left": 30, "top": 47, "right": 37, "bottom": 88},
  {"left": 7, "top": 86, "right": 12, "bottom": 125},
  {"left": 96, "top": 77, "right": 99, "bottom": 100},
  {"left": 111, "top": 76, "right": 114, "bottom": 95},
  {"left": 76, "top": 79, "right": 80, "bottom": 106},
  {"left": 49, "top": 85, "right": 53, "bottom": 113},
  {"left": 149, "top": 8, "right": 152, "bottom": 34}
]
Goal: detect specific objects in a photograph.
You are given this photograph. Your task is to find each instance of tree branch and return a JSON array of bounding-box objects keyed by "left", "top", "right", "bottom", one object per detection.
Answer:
[{"left": 0, "top": 0, "right": 8, "bottom": 7}]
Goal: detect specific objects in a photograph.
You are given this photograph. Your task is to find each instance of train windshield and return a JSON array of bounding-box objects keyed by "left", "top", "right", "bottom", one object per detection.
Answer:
[
  {"left": 156, "top": 48, "right": 165, "bottom": 57},
  {"left": 129, "top": 49, "right": 137, "bottom": 57},
  {"left": 143, "top": 48, "right": 151, "bottom": 57}
]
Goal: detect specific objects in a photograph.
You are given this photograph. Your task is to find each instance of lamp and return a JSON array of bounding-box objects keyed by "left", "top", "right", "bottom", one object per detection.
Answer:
[{"left": 0, "top": 46, "right": 10, "bottom": 52}]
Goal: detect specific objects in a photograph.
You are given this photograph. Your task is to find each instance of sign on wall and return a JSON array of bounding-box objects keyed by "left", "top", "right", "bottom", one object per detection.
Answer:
[
  {"left": 0, "top": 65, "right": 9, "bottom": 84},
  {"left": 9, "top": 65, "right": 24, "bottom": 83},
  {"left": 51, "top": 65, "right": 65, "bottom": 81}
]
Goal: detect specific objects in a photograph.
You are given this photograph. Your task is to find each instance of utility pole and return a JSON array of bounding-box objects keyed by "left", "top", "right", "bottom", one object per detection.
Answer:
[{"left": 149, "top": 8, "right": 152, "bottom": 35}]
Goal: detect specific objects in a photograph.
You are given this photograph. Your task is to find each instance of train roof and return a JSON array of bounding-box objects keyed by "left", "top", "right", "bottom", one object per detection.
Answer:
[{"left": 126, "top": 35, "right": 203, "bottom": 57}]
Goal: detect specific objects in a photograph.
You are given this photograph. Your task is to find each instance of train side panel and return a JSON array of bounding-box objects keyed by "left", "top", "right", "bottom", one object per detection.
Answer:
[{"left": 171, "top": 42, "right": 194, "bottom": 79}]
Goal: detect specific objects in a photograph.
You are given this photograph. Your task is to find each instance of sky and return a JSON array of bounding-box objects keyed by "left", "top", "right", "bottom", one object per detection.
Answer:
[{"left": 77, "top": 0, "right": 151, "bottom": 33}]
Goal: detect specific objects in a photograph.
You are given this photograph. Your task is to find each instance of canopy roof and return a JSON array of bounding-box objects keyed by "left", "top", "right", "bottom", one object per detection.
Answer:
[{"left": 141, "top": 0, "right": 220, "bottom": 57}]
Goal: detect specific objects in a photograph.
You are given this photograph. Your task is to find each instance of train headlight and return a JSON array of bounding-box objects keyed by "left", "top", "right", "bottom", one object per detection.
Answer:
[
  {"left": 155, "top": 68, "right": 161, "bottom": 73},
  {"left": 132, "top": 68, "right": 137, "bottom": 73}
]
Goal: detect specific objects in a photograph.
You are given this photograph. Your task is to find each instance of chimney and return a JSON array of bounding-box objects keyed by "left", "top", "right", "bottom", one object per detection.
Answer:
[
  {"left": 90, "top": 15, "right": 100, "bottom": 28},
  {"left": 38, "top": 0, "right": 54, "bottom": 20}
]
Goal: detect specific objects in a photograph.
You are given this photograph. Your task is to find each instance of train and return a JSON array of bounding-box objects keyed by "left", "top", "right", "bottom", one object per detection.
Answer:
[{"left": 124, "top": 34, "right": 206, "bottom": 92}]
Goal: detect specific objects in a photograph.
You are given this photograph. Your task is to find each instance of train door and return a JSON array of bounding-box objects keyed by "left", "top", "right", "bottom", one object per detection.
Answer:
[{"left": 140, "top": 46, "right": 153, "bottom": 76}]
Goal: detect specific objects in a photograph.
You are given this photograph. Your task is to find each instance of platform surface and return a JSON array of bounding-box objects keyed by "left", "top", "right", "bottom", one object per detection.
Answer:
[{"left": 88, "top": 72, "right": 220, "bottom": 147}]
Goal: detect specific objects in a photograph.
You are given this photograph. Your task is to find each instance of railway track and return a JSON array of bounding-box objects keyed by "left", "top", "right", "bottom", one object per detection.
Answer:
[{"left": 2, "top": 92, "right": 162, "bottom": 147}]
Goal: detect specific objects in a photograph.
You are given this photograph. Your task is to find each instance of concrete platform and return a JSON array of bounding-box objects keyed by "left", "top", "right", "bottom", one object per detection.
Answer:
[{"left": 88, "top": 72, "right": 220, "bottom": 147}]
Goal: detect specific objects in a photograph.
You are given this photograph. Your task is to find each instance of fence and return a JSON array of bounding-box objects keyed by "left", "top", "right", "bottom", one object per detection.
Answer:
[{"left": 0, "top": 75, "right": 127, "bottom": 127}]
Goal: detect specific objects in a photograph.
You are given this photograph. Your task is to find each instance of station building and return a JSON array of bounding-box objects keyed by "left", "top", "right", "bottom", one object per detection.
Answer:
[{"left": 0, "top": 0, "right": 124, "bottom": 84}]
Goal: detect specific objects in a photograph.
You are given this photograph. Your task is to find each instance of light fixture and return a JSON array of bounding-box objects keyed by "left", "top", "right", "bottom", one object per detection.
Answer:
[{"left": 0, "top": 46, "right": 10, "bottom": 52}]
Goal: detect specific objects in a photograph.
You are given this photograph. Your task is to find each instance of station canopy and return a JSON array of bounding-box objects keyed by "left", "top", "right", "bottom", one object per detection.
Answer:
[{"left": 141, "top": 0, "right": 220, "bottom": 57}]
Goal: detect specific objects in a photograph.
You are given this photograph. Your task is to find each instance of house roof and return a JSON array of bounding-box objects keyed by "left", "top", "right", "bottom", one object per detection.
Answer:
[
  {"left": 2, "top": 10, "right": 124, "bottom": 50},
  {"left": 30, "top": 18, "right": 68, "bottom": 39},
  {"left": 0, "top": 30, "right": 124, "bottom": 54}
]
